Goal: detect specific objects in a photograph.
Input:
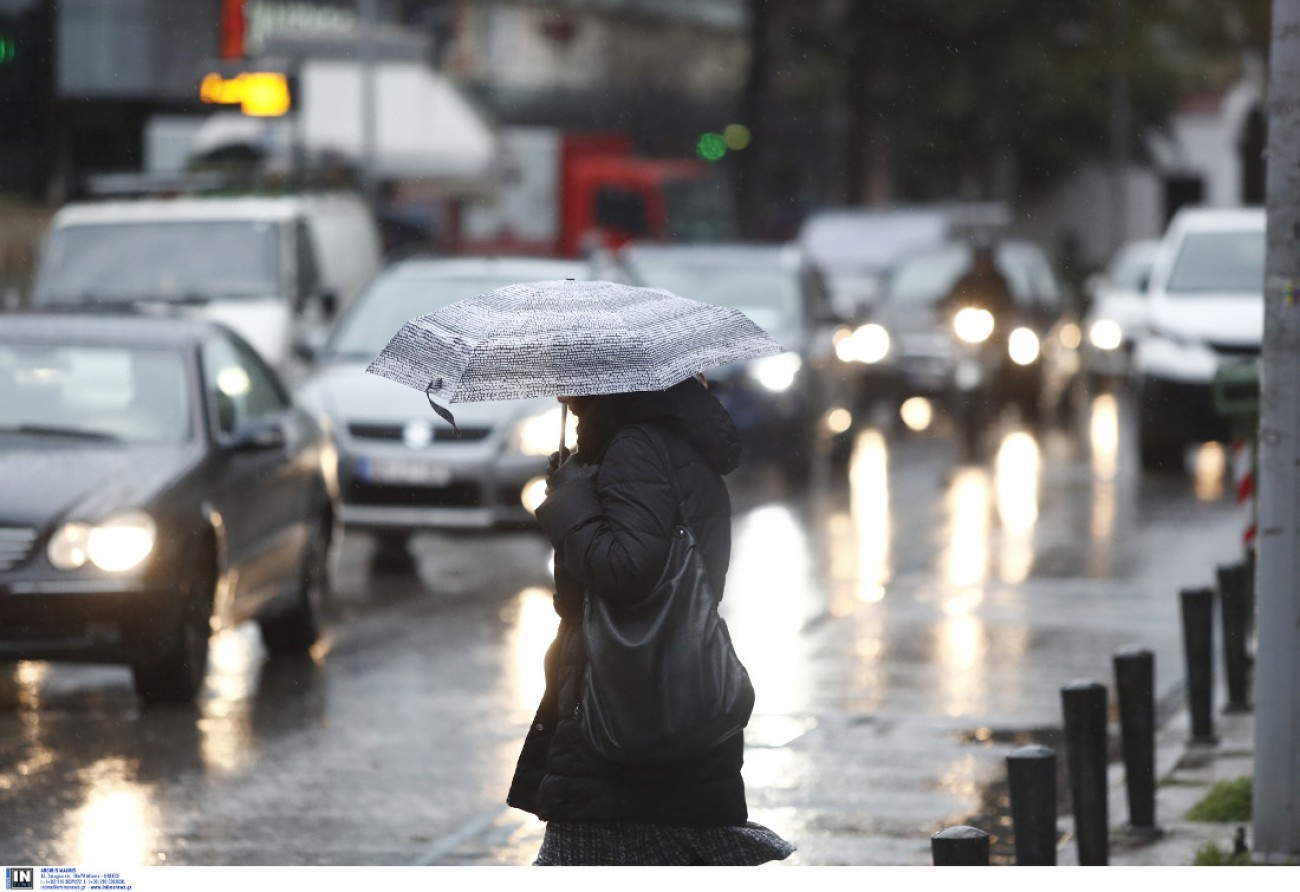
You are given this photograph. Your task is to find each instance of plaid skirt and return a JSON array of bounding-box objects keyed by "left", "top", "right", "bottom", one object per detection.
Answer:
[{"left": 533, "top": 821, "right": 796, "bottom": 866}]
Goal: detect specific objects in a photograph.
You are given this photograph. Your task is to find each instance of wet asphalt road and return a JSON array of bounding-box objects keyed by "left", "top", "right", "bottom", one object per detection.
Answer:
[{"left": 0, "top": 391, "right": 1247, "bottom": 866}]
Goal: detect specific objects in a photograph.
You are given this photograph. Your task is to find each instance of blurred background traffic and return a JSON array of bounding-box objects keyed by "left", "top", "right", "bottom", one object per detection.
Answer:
[
  {"left": 0, "top": 0, "right": 1276, "bottom": 866},
  {"left": 0, "top": 0, "right": 1271, "bottom": 702}
]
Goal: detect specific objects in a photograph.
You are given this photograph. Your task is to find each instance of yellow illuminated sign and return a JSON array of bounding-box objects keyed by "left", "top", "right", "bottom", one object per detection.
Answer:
[{"left": 200, "top": 71, "right": 292, "bottom": 117}]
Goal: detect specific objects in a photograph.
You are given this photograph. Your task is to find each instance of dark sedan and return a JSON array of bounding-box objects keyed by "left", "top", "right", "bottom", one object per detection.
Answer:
[
  {"left": 615, "top": 242, "right": 855, "bottom": 485},
  {"left": 0, "top": 314, "right": 339, "bottom": 703}
]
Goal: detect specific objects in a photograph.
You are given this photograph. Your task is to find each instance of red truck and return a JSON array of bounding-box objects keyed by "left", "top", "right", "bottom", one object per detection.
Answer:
[{"left": 460, "top": 127, "right": 734, "bottom": 257}]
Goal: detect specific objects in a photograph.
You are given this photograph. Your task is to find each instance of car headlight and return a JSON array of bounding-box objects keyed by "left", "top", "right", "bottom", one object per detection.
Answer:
[
  {"left": 953, "top": 307, "right": 995, "bottom": 344},
  {"left": 1008, "top": 327, "right": 1041, "bottom": 365},
  {"left": 47, "top": 522, "right": 92, "bottom": 570},
  {"left": 834, "top": 323, "right": 891, "bottom": 364},
  {"left": 748, "top": 353, "right": 802, "bottom": 392},
  {"left": 509, "top": 405, "right": 577, "bottom": 457},
  {"left": 47, "top": 510, "right": 156, "bottom": 573},
  {"left": 1089, "top": 319, "right": 1123, "bottom": 351}
]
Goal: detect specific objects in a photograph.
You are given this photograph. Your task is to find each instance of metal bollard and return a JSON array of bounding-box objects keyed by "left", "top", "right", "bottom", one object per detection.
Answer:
[
  {"left": 931, "top": 825, "right": 990, "bottom": 866},
  {"left": 1113, "top": 647, "right": 1163, "bottom": 837},
  {"left": 1007, "top": 744, "right": 1057, "bottom": 866},
  {"left": 1062, "top": 680, "right": 1109, "bottom": 865},
  {"left": 1179, "top": 587, "right": 1219, "bottom": 744},
  {"left": 1216, "top": 563, "right": 1253, "bottom": 712}
]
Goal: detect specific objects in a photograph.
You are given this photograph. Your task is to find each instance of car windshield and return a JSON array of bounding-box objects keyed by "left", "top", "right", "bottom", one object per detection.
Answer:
[
  {"left": 0, "top": 343, "right": 191, "bottom": 444},
  {"left": 826, "top": 271, "right": 883, "bottom": 317},
  {"left": 326, "top": 274, "right": 569, "bottom": 359},
  {"left": 1108, "top": 242, "right": 1159, "bottom": 291},
  {"left": 801, "top": 213, "right": 949, "bottom": 271},
  {"left": 624, "top": 257, "right": 801, "bottom": 332},
  {"left": 1166, "top": 231, "right": 1265, "bottom": 295},
  {"left": 883, "top": 244, "right": 1055, "bottom": 308},
  {"left": 32, "top": 220, "right": 281, "bottom": 304}
]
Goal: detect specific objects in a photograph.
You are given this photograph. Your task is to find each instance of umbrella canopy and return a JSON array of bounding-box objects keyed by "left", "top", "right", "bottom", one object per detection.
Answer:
[{"left": 366, "top": 278, "right": 787, "bottom": 427}]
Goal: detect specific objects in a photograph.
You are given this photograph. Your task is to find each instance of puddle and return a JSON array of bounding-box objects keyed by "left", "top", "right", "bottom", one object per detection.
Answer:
[{"left": 956, "top": 726, "right": 1072, "bottom": 864}]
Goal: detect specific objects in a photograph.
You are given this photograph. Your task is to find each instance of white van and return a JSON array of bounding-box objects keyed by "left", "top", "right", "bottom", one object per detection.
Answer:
[
  {"left": 1133, "top": 206, "right": 1265, "bottom": 470},
  {"left": 28, "top": 192, "right": 382, "bottom": 375}
]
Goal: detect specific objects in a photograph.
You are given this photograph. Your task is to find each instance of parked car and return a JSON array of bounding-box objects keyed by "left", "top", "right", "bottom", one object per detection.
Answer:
[
  {"left": 1133, "top": 207, "right": 1265, "bottom": 470},
  {"left": 0, "top": 314, "right": 339, "bottom": 703},
  {"left": 27, "top": 191, "right": 382, "bottom": 379},
  {"left": 294, "top": 255, "right": 617, "bottom": 564},
  {"left": 1082, "top": 238, "right": 1162, "bottom": 384},
  {"left": 615, "top": 242, "right": 855, "bottom": 482},
  {"left": 848, "top": 238, "right": 1082, "bottom": 433}
]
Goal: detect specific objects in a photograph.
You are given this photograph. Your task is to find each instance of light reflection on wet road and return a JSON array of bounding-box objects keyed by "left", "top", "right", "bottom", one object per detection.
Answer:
[{"left": 0, "top": 393, "right": 1247, "bottom": 865}]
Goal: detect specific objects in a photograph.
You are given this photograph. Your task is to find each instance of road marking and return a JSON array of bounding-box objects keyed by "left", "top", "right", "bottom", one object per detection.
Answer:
[{"left": 413, "top": 806, "right": 516, "bottom": 866}]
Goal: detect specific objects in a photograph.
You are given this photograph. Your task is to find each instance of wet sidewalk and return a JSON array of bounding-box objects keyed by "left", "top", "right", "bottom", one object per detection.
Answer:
[{"left": 1060, "top": 702, "right": 1255, "bottom": 867}]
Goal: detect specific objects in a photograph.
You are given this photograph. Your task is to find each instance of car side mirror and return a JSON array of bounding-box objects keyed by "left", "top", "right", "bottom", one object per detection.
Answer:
[
  {"left": 228, "top": 418, "right": 287, "bottom": 452},
  {"left": 292, "top": 330, "right": 326, "bottom": 363}
]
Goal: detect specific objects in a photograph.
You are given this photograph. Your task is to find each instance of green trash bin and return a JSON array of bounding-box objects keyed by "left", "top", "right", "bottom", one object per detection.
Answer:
[{"left": 1213, "top": 359, "right": 1260, "bottom": 442}]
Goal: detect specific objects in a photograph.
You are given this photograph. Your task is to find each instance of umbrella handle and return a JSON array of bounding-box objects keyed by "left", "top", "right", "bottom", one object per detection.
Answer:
[{"left": 559, "top": 403, "right": 570, "bottom": 462}]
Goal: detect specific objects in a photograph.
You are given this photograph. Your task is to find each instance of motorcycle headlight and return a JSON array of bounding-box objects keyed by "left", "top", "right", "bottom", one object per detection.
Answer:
[
  {"left": 509, "top": 405, "right": 577, "bottom": 457},
  {"left": 1008, "top": 327, "right": 1041, "bottom": 365},
  {"left": 1089, "top": 319, "right": 1123, "bottom": 351},
  {"left": 953, "top": 307, "right": 995, "bottom": 344},
  {"left": 48, "top": 510, "right": 156, "bottom": 573},
  {"left": 748, "top": 353, "right": 803, "bottom": 392},
  {"left": 835, "top": 323, "right": 891, "bottom": 364}
]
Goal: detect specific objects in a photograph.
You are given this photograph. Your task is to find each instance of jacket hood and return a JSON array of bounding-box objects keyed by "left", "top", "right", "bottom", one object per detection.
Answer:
[{"left": 575, "top": 378, "right": 742, "bottom": 475}]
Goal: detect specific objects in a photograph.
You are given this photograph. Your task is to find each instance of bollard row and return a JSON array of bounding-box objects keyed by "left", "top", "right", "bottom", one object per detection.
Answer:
[
  {"left": 933, "top": 652, "right": 1166, "bottom": 865},
  {"left": 933, "top": 567, "right": 1250, "bottom": 865}
]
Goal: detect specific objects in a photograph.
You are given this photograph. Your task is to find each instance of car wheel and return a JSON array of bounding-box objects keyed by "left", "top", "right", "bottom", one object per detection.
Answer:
[
  {"left": 828, "top": 429, "right": 855, "bottom": 470},
  {"left": 1043, "top": 373, "right": 1083, "bottom": 431},
  {"left": 779, "top": 420, "right": 816, "bottom": 489},
  {"left": 1137, "top": 387, "right": 1184, "bottom": 472},
  {"left": 132, "top": 552, "right": 214, "bottom": 705},
  {"left": 1017, "top": 381, "right": 1043, "bottom": 424},
  {"left": 956, "top": 397, "right": 984, "bottom": 459},
  {"left": 782, "top": 452, "right": 813, "bottom": 489},
  {"left": 370, "top": 529, "right": 416, "bottom": 575},
  {"left": 259, "top": 517, "right": 330, "bottom": 655}
]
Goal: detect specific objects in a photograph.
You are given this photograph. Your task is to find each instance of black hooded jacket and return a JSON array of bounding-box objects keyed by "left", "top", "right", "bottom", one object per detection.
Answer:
[{"left": 507, "top": 378, "right": 748, "bottom": 826}]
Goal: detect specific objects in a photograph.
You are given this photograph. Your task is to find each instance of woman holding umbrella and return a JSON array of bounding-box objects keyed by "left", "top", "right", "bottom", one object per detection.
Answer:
[
  {"left": 503, "top": 377, "right": 790, "bottom": 865},
  {"left": 366, "top": 279, "right": 797, "bottom": 865}
]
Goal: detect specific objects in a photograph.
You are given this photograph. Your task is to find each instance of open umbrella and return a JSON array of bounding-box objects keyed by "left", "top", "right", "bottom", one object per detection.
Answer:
[{"left": 365, "top": 279, "right": 787, "bottom": 445}]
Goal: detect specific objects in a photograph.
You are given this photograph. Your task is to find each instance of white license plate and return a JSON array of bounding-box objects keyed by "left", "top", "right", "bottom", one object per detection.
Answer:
[{"left": 359, "top": 456, "right": 453, "bottom": 486}]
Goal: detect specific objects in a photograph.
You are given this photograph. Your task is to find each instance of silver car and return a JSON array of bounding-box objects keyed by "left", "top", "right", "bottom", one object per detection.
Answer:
[
  {"left": 295, "top": 256, "right": 610, "bottom": 560},
  {"left": 1082, "top": 238, "right": 1161, "bottom": 384}
]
